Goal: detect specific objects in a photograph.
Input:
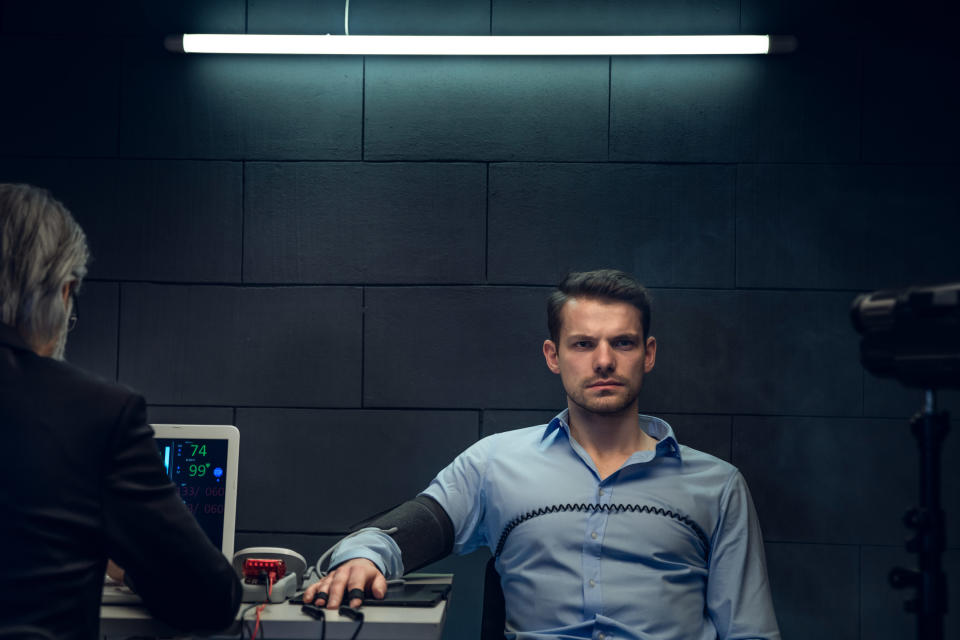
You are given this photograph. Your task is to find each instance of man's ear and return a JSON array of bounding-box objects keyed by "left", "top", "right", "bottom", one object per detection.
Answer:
[
  {"left": 643, "top": 336, "right": 657, "bottom": 373},
  {"left": 543, "top": 340, "right": 561, "bottom": 374}
]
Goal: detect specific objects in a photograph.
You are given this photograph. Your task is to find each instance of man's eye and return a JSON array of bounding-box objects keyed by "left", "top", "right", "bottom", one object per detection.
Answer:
[
  {"left": 573, "top": 341, "right": 593, "bottom": 349},
  {"left": 614, "top": 339, "right": 636, "bottom": 348}
]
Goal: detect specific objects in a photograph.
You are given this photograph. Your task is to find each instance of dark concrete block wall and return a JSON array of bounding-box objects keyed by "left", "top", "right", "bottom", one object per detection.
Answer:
[{"left": 2, "top": 1, "right": 958, "bottom": 638}]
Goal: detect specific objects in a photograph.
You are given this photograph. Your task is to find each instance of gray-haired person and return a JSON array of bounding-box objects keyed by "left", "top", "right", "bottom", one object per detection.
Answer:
[{"left": 0, "top": 184, "right": 241, "bottom": 640}]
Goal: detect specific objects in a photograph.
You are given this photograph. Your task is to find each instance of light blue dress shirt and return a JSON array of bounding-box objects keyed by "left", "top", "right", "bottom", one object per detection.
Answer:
[{"left": 333, "top": 411, "right": 780, "bottom": 640}]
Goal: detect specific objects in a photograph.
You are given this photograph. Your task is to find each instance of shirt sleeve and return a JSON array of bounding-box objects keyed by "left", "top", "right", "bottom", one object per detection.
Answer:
[
  {"left": 706, "top": 470, "right": 782, "bottom": 640},
  {"left": 330, "top": 438, "right": 492, "bottom": 580},
  {"left": 327, "top": 436, "right": 494, "bottom": 576},
  {"left": 329, "top": 529, "right": 404, "bottom": 579},
  {"left": 419, "top": 436, "right": 493, "bottom": 555}
]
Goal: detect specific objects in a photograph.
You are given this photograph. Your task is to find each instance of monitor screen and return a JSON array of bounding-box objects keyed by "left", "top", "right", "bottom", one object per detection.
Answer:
[{"left": 155, "top": 436, "right": 230, "bottom": 550}]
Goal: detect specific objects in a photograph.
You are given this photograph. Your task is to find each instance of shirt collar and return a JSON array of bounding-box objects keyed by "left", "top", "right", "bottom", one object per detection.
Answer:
[{"left": 541, "top": 408, "right": 683, "bottom": 461}]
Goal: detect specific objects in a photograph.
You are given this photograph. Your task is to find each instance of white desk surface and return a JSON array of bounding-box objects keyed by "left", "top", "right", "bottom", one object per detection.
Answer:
[{"left": 100, "top": 574, "right": 451, "bottom": 640}]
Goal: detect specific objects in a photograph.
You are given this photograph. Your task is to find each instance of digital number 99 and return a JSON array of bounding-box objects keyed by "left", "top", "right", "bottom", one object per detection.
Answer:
[{"left": 189, "top": 464, "right": 207, "bottom": 477}]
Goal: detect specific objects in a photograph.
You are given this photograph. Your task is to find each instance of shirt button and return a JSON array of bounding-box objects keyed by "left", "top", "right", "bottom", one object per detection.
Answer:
[
  {"left": 589, "top": 579, "right": 596, "bottom": 588},
  {"left": 598, "top": 488, "right": 605, "bottom": 496},
  {"left": 591, "top": 531, "right": 598, "bottom": 540},
  {"left": 598, "top": 634, "right": 606, "bottom": 640}
]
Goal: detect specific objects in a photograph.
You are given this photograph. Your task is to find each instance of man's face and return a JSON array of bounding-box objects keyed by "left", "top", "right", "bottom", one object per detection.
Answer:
[{"left": 543, "top": 297, "right": 656, "bottom": 417}]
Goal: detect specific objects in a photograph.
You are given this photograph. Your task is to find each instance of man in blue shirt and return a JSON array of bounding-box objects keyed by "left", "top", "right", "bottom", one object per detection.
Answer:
[{"left": 306, "top": 269, "right": 780, "bottom": 639}]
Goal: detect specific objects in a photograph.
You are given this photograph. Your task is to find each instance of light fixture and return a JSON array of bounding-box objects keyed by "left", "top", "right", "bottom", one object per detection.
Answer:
[{"left": 165, "top": 34, "right": 797, "bottom": 56}]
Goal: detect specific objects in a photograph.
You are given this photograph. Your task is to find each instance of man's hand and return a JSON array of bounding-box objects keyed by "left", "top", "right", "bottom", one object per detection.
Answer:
[{"left": 303, "top": 558, "right": 387, "bottom": 609}]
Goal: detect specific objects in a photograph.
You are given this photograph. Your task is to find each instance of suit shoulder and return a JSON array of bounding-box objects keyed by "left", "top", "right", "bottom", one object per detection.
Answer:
[
  {"left": 50, "top": 357, "right": 137, "bottom": 399},
  {"left": 16, "top": 351, "right": 144, "bottom": 424}
]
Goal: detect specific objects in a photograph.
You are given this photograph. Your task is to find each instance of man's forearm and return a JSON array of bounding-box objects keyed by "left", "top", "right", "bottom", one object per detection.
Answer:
[{"left": 331, "top": 495, "right": 455, "bottom": 578}]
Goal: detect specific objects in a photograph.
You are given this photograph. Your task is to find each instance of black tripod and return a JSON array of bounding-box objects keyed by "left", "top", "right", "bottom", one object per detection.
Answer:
[{"left": 889, "top": 389, "right": 950, "bottom": 640}]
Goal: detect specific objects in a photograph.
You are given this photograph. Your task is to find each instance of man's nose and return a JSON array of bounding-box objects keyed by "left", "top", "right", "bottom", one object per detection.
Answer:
[{"left": 593, "top": 342, "right": 616, "bottom": 374}]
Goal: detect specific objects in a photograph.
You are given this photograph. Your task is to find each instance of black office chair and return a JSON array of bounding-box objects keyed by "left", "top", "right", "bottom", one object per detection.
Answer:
[{"left": 480, "top": 557, "right": 506, "bottom": 640}]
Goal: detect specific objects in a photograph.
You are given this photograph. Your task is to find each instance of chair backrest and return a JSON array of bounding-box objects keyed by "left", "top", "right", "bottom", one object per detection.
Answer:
[{"left": 480, "top": 556, "right": 506, "bottom": 640}]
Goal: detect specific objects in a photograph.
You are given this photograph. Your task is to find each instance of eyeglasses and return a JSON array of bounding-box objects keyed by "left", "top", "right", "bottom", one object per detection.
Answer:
[{"left": 67, "top": 289, "right": 79, "bottom": 332}]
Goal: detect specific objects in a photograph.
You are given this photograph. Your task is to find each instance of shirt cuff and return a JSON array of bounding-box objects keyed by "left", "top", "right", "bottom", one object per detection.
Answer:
[{"left": 329, "top": 529, "right": 404, "bottom": 580}]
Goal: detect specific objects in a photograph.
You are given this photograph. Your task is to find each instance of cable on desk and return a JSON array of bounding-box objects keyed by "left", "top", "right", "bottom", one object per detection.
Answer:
[
  {"left": 300, "top": 602, "right": 326, "bottom": 639},
  {"left": 338, "top": 605, "right": 364, "bottom": 640},
  {"left": 240, "top": 603, "right": 259, "bottom": 639},
  {"left": 240, "top": 571, "right": 276, "bottom": 639}
]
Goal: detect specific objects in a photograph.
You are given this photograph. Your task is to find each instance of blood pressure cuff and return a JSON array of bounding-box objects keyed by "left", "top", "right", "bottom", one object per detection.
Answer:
[{"left": 349, "top": 494, "right": 455, "bottom": 574}]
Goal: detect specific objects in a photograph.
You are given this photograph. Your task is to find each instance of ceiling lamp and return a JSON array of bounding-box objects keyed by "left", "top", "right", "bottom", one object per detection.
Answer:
[{"left": 165, "top": 34, "right": 797, "bottom": 56}]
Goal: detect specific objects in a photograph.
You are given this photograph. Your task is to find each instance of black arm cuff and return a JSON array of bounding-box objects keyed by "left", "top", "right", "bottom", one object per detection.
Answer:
[{"left": 350, "top": 495, "right": 454, "bottom": 574}]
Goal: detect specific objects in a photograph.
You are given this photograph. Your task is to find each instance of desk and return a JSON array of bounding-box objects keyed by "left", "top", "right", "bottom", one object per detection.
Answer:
[{"left": 100, "top": 575, "right": 451, "bottom": 640}]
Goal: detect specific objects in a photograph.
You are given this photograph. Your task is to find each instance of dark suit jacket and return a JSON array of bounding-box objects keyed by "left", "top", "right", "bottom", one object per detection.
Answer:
[{"left": 0, "top": 322, "right": 241, "bottom": 639}]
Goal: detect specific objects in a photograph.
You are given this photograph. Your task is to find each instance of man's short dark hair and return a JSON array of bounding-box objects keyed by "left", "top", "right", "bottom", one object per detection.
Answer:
[{"left": 547, "top": 269, "right": 652, "bottom": 344}]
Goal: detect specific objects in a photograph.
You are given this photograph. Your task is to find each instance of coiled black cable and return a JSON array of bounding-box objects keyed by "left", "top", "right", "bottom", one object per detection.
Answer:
[{"left": 494, "top": 503, "right": 710, "bottom": 559}]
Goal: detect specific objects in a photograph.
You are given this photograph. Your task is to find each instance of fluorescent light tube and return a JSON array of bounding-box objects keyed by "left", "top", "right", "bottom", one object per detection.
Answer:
[{"left": 167, "top": 35, "right": 795, "bottom": 56}]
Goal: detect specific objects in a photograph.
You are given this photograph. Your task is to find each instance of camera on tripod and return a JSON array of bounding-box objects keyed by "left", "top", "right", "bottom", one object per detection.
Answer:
[
  {"left": 851, "top": 281, "right": 959, "bottom": 640},
  {"left": 851, "top": 281, "right": 960, "bottom": 390}
]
